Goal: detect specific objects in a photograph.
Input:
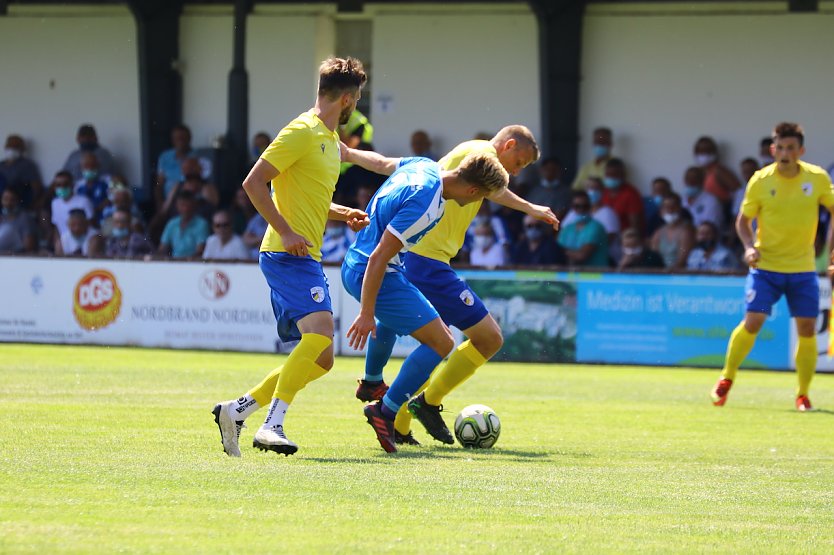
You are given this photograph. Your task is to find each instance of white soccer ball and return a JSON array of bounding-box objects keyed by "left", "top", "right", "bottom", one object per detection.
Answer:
[{"left": 454, "top": 404, "right": 501, "bottom": 448}]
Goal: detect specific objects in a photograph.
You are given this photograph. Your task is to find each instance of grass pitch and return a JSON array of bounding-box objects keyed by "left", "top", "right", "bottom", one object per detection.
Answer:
[{"left": 1, "top": 343, "right": 832, "bottom": 554}]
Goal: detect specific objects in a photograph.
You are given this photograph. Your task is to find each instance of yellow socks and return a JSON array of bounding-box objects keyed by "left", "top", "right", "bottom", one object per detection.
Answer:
[
  {"left": 424, "top": 340, "right": 486, "bottom": 405},
  {"left": 795, "top": 335, "right": 816, "bottom": 397},
  {"left": 721, "top": 323, "right": 757, "bottom": 381},
  {"left": 274, "top": 333, "right": 332, "bottom": 404},
  {"left": 248, "top": 366, "right": 283, "bottom": 407}
]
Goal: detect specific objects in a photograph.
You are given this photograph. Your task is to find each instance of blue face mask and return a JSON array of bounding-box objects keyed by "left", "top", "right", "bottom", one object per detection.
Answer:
[
  {"left": 55, "top": 187, "right": 72, "bottom": 200},
  {"left": 587, "top": 190, "right": 602, "bottom": 205},
  {"left": 603, "top": 177, "right": 621, "bottom": 189},
  {"left": 112, "top": 227, "right": 129, "bottom": 239},
  {"left": 593, "top": 145, "right": 611, "bottom": 159},
  {"left": 685, "top": 185, "right": 701, "bottom": 198},
  {"left": 82, "top": 169, "right": 98, "bottom": 181}
]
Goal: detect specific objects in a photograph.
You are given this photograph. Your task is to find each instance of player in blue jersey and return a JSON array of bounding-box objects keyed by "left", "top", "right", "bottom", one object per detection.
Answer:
[{"left": 340, "top": 147, "right": 509, "bottom": 452}]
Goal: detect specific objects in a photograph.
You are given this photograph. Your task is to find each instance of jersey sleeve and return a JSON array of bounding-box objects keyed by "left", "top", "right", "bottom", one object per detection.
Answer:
[
  {"left": 818, "top": 174, "right": 834, "bottom": 209},
  {"left": 740, "top": 175, "right": 760, "bottom": 218},
  {"left": 260, "top": 120, "right": 311, "bottom": 174}
]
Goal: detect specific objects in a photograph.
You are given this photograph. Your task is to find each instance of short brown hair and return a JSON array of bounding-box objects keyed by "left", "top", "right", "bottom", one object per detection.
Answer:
[
  {"left": 493, "top": 125, "right": 540, "bottom": 163},
  {"left": 318, "top": 57, "right": 367, "bottom": 99},
  {"left": 772, "top": 122, "right": 804, "bottom": 146},
  {"left": 457, "top": 152, "right": 509, "bottom": 194}
]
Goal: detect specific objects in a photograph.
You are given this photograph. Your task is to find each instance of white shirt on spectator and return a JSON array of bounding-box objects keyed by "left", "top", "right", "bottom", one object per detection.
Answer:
[
  {"left": 686, "top": 244, "right": 740, "bottom": 272},
  {"left": 470, "top": 241, "right": 507, "bottom": 268},
  {"left": 562, "top": 205, "right": 620, "bottom": 234},
  {"left": 51, "top": 195, "right": 94, "bottom": 236},
  {"left": 684, "top": 191, "right": 724, "bottom": 229},
  {"left": 59, "top": 228, "right": 97, "bottom": 256},
  {"left": 202, "top": 234, "right": 249, "bottom": 260}
]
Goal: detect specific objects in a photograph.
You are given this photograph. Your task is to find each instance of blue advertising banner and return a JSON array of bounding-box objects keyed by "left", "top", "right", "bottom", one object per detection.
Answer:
[{"left": 576, "top": 274, "right": 790, "bottom": 369}]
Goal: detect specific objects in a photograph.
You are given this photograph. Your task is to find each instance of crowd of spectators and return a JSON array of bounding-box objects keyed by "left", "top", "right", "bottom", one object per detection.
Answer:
[{"left": 2, "top": 122, "right": 832, "bottom": 275}]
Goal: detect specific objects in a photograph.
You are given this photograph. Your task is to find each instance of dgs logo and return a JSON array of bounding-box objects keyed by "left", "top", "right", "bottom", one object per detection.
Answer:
[{"left": 73, "top": 269, "right": 122, "bottom": 331}]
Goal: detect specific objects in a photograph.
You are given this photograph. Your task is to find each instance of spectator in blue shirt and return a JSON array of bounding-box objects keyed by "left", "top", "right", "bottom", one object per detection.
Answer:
[
  {"left": 74, "top": 152, "right": 110, "bottom": 224},
  {"left": 158, "top": 190, "right": 209, "bottom": 258},
  {"left": 558, "top": 190, "right": 610, "bottom": 268},
  {"left": 155, "top": 124, "right": 212, "bottom": 208}
]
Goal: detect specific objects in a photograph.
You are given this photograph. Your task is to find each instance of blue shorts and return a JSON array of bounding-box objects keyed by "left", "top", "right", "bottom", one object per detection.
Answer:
[
  {"left": 745, "top": 269, "right": 818, "bottom": 318},
  {"left": 402, "top": 252, "right": 489, "bottom": 331},
  {"left": 260, "top": 252, "right": 332, "bottom": 342},
  {"left": 341, "top": 263, "right": 439, "bottom": 336}
]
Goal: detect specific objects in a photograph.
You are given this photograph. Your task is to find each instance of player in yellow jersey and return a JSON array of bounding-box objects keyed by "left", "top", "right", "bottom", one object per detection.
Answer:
[
  {"left": 712, "top": 122, "right": 834, "bottom": 411},
  {"left": 353, "top": 125, "right": 560, "bottom": 444},
  {"left": 211, "top": 57, "right": 369, "bottom": 457}
]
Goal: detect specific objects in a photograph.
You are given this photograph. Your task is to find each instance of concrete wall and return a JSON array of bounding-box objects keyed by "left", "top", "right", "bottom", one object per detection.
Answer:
[
  {"left": 0, "top": 5, "right": 141, "bottom": 186},
  {"left": 579, "top": 2, "right": 834, "bottom": 191}
]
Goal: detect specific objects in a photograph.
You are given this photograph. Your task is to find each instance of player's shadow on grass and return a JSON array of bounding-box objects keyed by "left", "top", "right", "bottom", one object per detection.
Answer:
[{"left": 305, "top": 448, "right": 591, "bottom": 464}]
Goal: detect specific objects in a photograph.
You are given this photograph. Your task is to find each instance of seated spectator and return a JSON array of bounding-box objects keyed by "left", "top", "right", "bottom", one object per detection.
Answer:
[
  {"left": 562, "top": 177, "right": 620, "bottom": 259},
  {"left": 230, "top": 187, "right": 256, "bottom": 235},
  {"left": 617, "top": 228, "right": 664, "bottom": 270},
  {"left": 643, "top": 177, "right": 670, "bottom": 235},
  {"left": 149, "top": 171, "right": 215, "bottom": 244},
  {"left": 51, "top": 171, "right": 94, "bottom": 238},
  {"left": 55, "top": 208, "right": 102, "bottom": 257},
  {"left": 525, "top": 157, "right": 572, "bottom": 220},
  {"left": 63, "top": 124, "right": 116, "bottom": 181},
  {"left": 571, "top": 126, "right": 613, "bottom": 190},
  {"left": 650, "top": 193, "right": 695, "bottom": 271},
  {"left": 180, "top": 157, "right": 219, "bottom": 207},
  {"left": 100, "top": 181, "right": 144, "bottom": 237},
  {"left": 35, "top": 206, "right": 54, "bottom": 254},
  {"left": 511, "top": 214, "right": 565, "bottom": 266},
  {"left": 686, "top": 221, "right": 740, "bottom": 273},
  {"left": 601, "top": 157, "right": 644, "bottom": 234},
  {"left": 243, "top": 212, "right": 268, "bottom": 260},
  {"left": 203, "top": 210, "right": 249, "bottom": 260},
  {"left": 0, "top": 188, "right": 36, "bottom": 253},
  {"left": 682, "top": 166, "right": 723, "bottom": 230},
  {"left": 469, "top": 221, "right": 506, "bottom": 268},
  {"left": 464, "top": 201, "right": 511, "bottom": 257},
  {"left": 75, "top": 152, "right": 110, "bottom": 224},
  {"left": 158, "top": 190, "right": 209, "bottom": 259},
  {"left": 155, "top": 125, "right": 212, "bottom": 207},
  {"left": 320, "top": 219, "right": 351, "bottom": 263},
  {"left": 693, "top": 136, "right": 740, "bottom": 206},
  {"left": 732, "top": 157, "right": 760, "bottom": 220},
  {"left": 1, "top": 134, "right": 43, "bottom": 209},
  {"left": 558, "top": 191, "right": 609, "bottom": 268},
  {"left": 105, "top": 209, "right": 153, "bottom": 258},
  {"left": 250, "top": 131, "right": 271, "bottom": 163},
  {"left": 410, "top": 129, "right": 437, "bottom": 161}
]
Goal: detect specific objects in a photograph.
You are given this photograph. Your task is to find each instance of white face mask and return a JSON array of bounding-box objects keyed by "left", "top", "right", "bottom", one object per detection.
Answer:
[
  {"left": 473, "top": 235, "right": 494, "bottom": 250},
  {"left": 662, "top": 212, "right": 679, "bottom": 225},
  {"left": 4, "top": 148, "right": 21, "bottom": 161},
  {"left": 622, "top": 246, "right": 643, "bottom": 256},
  {"left": 695, "top": 153, "right": 716, "bottom": 167}
]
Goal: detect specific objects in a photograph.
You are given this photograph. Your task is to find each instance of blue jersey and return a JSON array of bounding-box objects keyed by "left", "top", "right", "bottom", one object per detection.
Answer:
[{"left": 344, "top": 157, "right": 445, "bottom": 272}]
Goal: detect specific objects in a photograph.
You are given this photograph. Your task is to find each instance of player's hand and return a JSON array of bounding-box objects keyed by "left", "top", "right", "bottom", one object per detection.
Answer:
[
  {"left": 345, "top": 208, "right": 370, "bottom": 232},
  {"left": 281, "top": 230, "right": 313, "bottom": 257},
  {"left": 743, "top": 247, "right": 760, "bottom": 268},
  {"left": 528, "top": 204, "right": 560, "bottom": 231},
  {"left": 347, "top": 312, "right": 376, "bottom": 351}
]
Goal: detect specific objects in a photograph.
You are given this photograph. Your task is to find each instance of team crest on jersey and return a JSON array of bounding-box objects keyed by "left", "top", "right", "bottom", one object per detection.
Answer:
[
  {"left": 310, "top": 286, "right": 325, "bottom": 303},
  {"left": 745, "top": 289, "right": 756, "bottom": 303},
  {"left": 802, "top": 183, "right": 813, "bottom": 196},
  {"left": 459, "top": 289, "right": 475, "bottom": 307}
]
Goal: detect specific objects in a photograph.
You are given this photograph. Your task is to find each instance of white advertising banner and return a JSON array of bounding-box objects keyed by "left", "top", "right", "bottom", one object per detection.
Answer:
[
  {"left": 0, "top": 257, "right": 339, "bottom": 353},
  {"left": 789, "top": 276, "right": 832, "bottom": 370}
]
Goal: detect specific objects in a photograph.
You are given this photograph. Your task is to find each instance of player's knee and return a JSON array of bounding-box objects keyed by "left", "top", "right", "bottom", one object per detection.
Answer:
[
  {"left": 471, "top": 328, "right": 503, "bottom": 359},
  {"left": 433, "top": 328, "right": 455, "bottom": 358},
  {"left": 316, "top": 343, "right": 335, "bottom": 370}
]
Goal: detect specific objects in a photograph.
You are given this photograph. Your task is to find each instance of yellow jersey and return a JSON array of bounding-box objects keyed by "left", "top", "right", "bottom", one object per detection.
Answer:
[
  {"left": 260, "top": 110, "right": 340, "bottom": 261},
  {"left": 409, "top": 140, "right": 497, "bottom": 263},
  {"left": 741, "top": 160, "right": 834, "bottom": 273}
]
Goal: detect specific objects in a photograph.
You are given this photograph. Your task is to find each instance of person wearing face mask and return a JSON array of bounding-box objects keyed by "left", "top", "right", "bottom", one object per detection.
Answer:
[
  {"left": 54, "top": 208, "right": 102, "bottom": 257},
  {"left": 62, "top": 124, "right": 116, "bottom": 181},
  {"left": 650, "top": 192, "right": 695, "bottom": 271},
  {"left": 682, "top": 166, "right": 723, "bottom": 229},
  {"left": 75, "top": 152, "right": 110, "bottom": 225},
  {"left": 511, "top": 214, "right": 565, "bottom": 266},
  {"left": 469, "top": 222, "right": 506, "bottom": 268},
  {"left": 463, "top": 201, "right": 511, "bottom": 262},
  {"left": 692, "top": 136, "right": 740, "bottom": 205},
  {"left": 600, "top": 157, "right": 644, "bottom": 234},
  {"left": 686, "top": 221, "right": 739, "bottom": 273},
  {"left": 154, "top": 125, "right": 214, "bottom": 209},
  {"left": 525, "top": 156, "right": 572, "bottom": 220},
  {"left": 571, "top": 127, "right": 613, "bottom": 190},
  {"left": 562, "top": 177, "right": 620, "bottom": 258},
  {"left": 105, "top": 209, "right": 153, "bottom": 257},
  {"left": 320, "top": 219, "right": 351, "bottom": 263},
  {"left": 617, "top": 228, "right": 663, "bottom": 271},
  {"left": 557, "top": 191, "right": 609, "bottom": 268},
  {"left": 50, "top": 171, "right": 94, "bottom": 238},
  {"left": 203, "top": 210, "right": 249, "bottom": 261},
  {"left": 0, "top": 188, "right": 36, "bottom": 253},
  {"left": 0, "top": 134, "right": 43, "bottom": 210}
]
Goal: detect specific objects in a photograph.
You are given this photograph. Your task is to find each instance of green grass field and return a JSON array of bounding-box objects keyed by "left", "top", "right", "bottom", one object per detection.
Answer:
[{"left": 1, "top": 343, "right": 832, "bottom": 554}]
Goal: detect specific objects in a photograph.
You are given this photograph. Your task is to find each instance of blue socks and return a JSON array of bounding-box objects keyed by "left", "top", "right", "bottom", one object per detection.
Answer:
[
  {"left": 364, "top": 321, "right": 397, "bottom": 382},
  {"left": 382, "top": 344, "right": 443, "bottom": 415}
]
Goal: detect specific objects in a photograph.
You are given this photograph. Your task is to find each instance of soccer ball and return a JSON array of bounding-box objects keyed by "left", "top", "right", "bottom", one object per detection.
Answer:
[{"left": 454, "top": 404, "right": 501, "bottom": 448}]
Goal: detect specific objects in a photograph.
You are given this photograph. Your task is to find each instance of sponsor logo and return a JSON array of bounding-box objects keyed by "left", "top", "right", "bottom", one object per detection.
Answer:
[
  {"left": 30, "top": 275, "right": 43, "bottom": 295},
  {"left": 235, "top": 399, "right": 257, "bottom": 414},
  {"left": 802, "top": 183, "right": 813, "bottom": 196},
  {"left": 199, "top": 270, "right": 230, "bottom": 300},
  {"left": 460, "top": 289, "right": 475, "bottom": 307},
  {"left": 320, "top": 144, "right": 325, "bottom": 154},
  {"left": 310, "top": 286, "right": 325, "bottom": 303},
  {"left": 73, "top": 269, "right": 122, "bottom": 331}
]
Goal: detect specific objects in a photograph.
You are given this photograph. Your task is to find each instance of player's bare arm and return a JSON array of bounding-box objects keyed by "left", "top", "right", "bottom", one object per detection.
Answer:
[
  {"left": 329, "top": 202, "right": 370, "bottom": 232},
  {"left": 736, "top": 212, "right": 759, "bottom": 268},
  {"left": 243, "top": 158, "right": 312, "bottom": 257},
  {"left": 489, "top": 187, "right": 559, "bottom": 231},
  {"left": 341, "top": 144, "right": 400, "bottom": 176},
  {"left": 346, "top": 230, "right": 403, "bottom": 351}
]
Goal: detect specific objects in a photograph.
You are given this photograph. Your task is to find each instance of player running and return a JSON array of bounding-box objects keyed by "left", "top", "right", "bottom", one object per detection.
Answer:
[
  {"left": 340, "top": 147, "right": 509, "bottom": 452},
  {"left": 354, "top": 126, "right": 559, "bottom": 445},
  {"left": 711, "top": 122, "right": 834, "bottom": 411},
  {"left": 211, "top": 57, "right": 369, "bottom": 457}
]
